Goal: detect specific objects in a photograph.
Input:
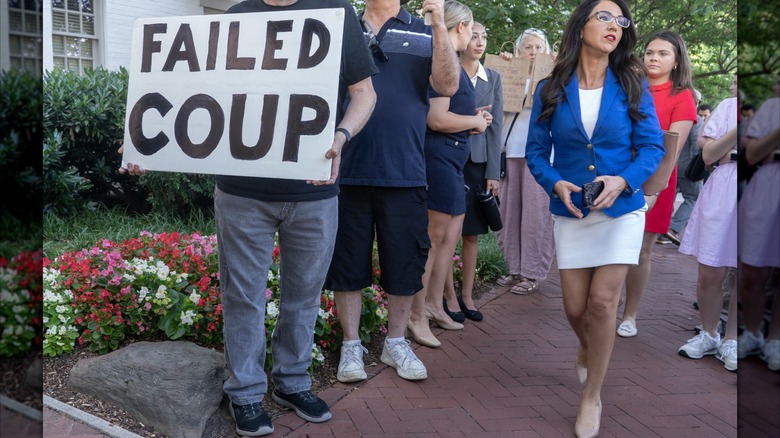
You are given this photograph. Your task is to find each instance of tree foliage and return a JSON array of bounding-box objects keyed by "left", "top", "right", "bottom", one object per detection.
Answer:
[
  {"left": 737, "top": 0, "right": 780, "bottom": 106},
  {"left": 350, "top": 0, "right": 736, "bottom": 105}
]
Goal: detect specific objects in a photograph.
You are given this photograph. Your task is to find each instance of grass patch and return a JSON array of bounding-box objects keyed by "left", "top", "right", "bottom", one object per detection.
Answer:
[
  {"left": 43, "top": 206, "right": 215, "bottom": 259},
  {"left": 474, "top": 231, "right": 508, "bottom": 282},
  {"left": 43, "top": 207, "right": 509, "bottom": 284},
  {"left": 0, "top": 213, "right": 42, "bottom": 258}
]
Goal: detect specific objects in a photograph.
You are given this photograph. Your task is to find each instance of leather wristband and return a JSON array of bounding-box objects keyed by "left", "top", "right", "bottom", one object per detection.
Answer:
[{"left": 335, "top": 127, "right": 351, "bottom": 143}]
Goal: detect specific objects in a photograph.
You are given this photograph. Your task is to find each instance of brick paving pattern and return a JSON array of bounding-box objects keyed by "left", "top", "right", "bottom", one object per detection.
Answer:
[
  {"left": 38, "top": 243, "right": 760, "bottom": 437},
  {"left": 1, "top": 405, "right": 42, "bottom": 438}
]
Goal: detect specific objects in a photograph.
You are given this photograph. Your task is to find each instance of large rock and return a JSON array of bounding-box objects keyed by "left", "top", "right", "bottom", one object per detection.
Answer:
[
  {"left": 69, "top": 341, "right": 229, "bottom": 438},
  {"left": 26, "top": 357, "right": 43, "bottom": 391}
]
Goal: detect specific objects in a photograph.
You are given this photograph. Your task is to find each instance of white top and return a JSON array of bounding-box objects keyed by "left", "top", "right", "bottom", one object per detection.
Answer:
[
  {"left": 579, "top": 87, "right": 603, "bottom": 139},
  {"left": 502, "top": 79, "right": 533, "bottom": 157},
  {"left": 470, "top": 62, "right": 488, "bottom": 88}
]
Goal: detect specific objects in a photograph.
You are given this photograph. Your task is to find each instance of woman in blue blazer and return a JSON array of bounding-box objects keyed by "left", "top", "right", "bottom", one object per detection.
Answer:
[{"left": 525, "top": 0, "right": 664, "bottom": 436}]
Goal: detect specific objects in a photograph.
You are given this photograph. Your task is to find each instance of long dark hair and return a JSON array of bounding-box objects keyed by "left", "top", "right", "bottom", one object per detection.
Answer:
[
  {"left": 643, "top": 30, "right": 694, "bottom": 96},
  {"left": 538, "top": 0, "right": 646, "bottom": 122}
]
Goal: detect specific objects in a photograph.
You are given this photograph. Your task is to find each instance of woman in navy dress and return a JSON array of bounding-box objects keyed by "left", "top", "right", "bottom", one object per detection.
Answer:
[{"left": 407, "top": 0, "right": 490, "bottom": 348}]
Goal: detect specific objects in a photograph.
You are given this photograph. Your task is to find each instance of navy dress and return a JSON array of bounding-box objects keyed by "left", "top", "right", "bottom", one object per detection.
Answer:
[{"left": 425, "top": 67, "right": 477, "bottom": 215}]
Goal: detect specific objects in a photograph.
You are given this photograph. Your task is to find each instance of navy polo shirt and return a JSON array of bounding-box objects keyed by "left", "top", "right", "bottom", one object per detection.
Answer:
[{"left": 338, "top": 8, "right": 433, "bottom": 187}]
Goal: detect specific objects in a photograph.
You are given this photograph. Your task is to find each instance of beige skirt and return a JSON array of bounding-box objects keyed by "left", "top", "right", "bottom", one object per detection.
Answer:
[{"left": 553, "top": 206, "right": 647, "bottom": 269}]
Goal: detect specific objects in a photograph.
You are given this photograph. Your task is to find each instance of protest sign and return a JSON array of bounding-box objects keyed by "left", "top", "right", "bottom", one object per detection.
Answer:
[
  {"left": 484, "top": 53, "right": 531, "bottom": 113},
  {"left": 121, "top": 9, "right": 345, "bottom": 180},
  {"left": 526, "top": 52, "right": 555, "bottom": 109}
]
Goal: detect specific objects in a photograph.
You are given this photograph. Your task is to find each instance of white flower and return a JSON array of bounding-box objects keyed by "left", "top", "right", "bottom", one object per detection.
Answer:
[
  {"left": 43, "top": 316, "right": 49, "bottom": 324},
  {"left": 266, "top": 301, "right": 279, "bottom": 318},
  {"left": 139, "top": 286, "right": 149, "bottom": 301},
  {"left": 311, "top": 344, "right": 324, "bottom": 363},
  {"left": 156, "top": 285, "right": 168, "bottom": 299},
  {"left": 180, "top": 310, "right": 197, "bottom": 325},
  {"left": 318, "top": 308, "right": 331, "bottom": 319},
  {"left": 0, "top": 289, "right": 18, "bottom": 303},
  {"left": 156, "top": 262, "right": 170, "bottom": 280},
  {"left": 189, "top": 291, "right": 200, "bottom": 304},
  {"left": 55, "top": 305, "right": 69, "bottom": 314},
  {"left": 43, "top": 290, "right": 62, "bottom": 304}
]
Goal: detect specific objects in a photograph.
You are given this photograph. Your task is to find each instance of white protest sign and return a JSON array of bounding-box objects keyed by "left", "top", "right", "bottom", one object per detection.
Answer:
[{"left": 121, "top": 10, "right": 345, "bottom": 180}]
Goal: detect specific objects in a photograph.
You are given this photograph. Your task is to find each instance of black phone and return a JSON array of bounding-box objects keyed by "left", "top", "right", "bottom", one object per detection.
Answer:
[{"left": 581, "top": 181, "right": 605, "bottom": 208}]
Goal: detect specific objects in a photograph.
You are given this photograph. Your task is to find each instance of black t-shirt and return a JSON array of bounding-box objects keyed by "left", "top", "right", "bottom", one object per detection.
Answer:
[{"left": 216, "top": 0, "right": 377, "bottom": 202}]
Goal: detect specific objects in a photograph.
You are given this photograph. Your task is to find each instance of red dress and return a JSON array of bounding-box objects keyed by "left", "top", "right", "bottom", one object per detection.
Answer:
[{"left": 644, "top": 81, "right": 697, "bottom": 234}]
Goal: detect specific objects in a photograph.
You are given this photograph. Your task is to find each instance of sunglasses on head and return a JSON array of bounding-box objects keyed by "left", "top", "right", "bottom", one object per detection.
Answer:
[
  {"left": 523, "top": 28, "right": 546, "bottom": 36},
  {"left": 590, "top": 11, "right": 631, "bottom": 28}
]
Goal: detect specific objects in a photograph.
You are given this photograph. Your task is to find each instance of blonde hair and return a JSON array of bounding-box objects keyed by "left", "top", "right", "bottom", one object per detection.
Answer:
[
  {"left": 514, "top": 28, "right": 551, "bottom": 54},
  {"left": 443, "top": 0, "right": 472, "bottom": 31}
]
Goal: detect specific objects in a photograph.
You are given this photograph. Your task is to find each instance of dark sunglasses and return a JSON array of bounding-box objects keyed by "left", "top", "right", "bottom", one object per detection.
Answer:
[
  {"left": 368, "top": 35, "right": 388, "bottom": 62},
  {"left": 590, "top": 11, "right": 631, "bottom": 28}
]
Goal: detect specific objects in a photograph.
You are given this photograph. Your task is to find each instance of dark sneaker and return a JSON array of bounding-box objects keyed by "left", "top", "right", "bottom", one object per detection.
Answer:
[
  {"left": 272, "top": 389, "right": 332, "bottom": 423},
  {"left": 655, "top": 235, "right": 672, "bottom": 244},
  {"left": 229, "top": 402, "right": 273, "bottom": 436}
]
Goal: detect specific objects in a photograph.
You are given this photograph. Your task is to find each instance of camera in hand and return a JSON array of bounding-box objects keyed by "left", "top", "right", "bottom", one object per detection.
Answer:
[{"left": 581, "top": 181, "right": 605, "bottom": 208}]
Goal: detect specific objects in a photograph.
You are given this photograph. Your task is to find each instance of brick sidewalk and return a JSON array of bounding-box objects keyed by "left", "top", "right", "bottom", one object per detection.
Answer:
[
  {"left": 41, "top": 243, "right": 745, "bottom": 437},
  {"left": 1, "top": 404, "right": 42, "bottom": 438},
  {"left": 269, "top": 243, "right": 738, "bottom": 437}
]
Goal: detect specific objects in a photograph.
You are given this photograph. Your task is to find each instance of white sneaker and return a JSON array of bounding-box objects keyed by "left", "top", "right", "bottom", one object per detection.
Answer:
[
  {"left": 760, "top": 339, "right": 780, "bottom": 372},
  {"left": 679, "top": 331, "right": 720, "bottom": 359},
  {"left": 380, "top": 339, "right": 427, "bottom": 380},
  {"left": 737, "top": 330, "right": 764, "bottom": 359},
  {"left": 337, "top": 342, "right": 368, "bottom": 383},
  {"left": 716, "top": 339, "right": 737, "bottom": 372}
]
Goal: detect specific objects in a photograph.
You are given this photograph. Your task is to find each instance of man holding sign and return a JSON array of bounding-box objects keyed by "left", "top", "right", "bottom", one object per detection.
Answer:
[
  {"left": 121, "top": 0, "right": 376, "bottom": 436},
  {"left": 324, "top": 0, "right": 460, "bottom": 383}
]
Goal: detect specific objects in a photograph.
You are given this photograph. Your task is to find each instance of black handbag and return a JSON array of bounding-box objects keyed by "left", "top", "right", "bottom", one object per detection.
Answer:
[
  {"left": 684, "top": 151, "right": 708, "bottom": 182},
  {"left": 476, "top": 186, "right": 503, "bottom": 232}
]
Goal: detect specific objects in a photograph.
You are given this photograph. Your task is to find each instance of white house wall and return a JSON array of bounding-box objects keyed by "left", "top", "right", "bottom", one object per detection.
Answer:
[
  {"left": 103, "top": 0, "right": 207, "bottom": 70},
  {"left": 43, "top": 0, "right": 240, "bottom": 72}
]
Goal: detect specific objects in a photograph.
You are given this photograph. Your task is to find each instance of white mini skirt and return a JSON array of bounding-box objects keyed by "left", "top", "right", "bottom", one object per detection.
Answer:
[{"left": 553, "top": 205, "right": 647, "bottom": 269}]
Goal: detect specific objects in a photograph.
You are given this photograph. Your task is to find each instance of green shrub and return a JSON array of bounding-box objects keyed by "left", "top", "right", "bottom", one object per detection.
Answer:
[
  {"left": 141, "top": 172, "right": 215, "bottom": 217},
  {"left": 0, "top": 69, "right": 42, "bottom": 222},
  {"left": 43, "top": 67, "right": 217, "bottom": 217},
  {"left": 474, "top": 232, "right": 508, "bottom": 282},
  {"left": 43, "top": 67, "right": 147, "bottom": 214}
]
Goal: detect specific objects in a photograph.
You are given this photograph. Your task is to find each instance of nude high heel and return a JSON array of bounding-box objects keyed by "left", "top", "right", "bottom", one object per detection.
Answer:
[
  {"left": 574, "top": 401, "right": 602, "bottom": 438},
  {"left": 406, "top": 321, "right": 441, "bottom": 348}
]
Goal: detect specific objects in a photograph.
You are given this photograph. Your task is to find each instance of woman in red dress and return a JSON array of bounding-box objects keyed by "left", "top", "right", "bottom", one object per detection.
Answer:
[{"left": 618, "top": 30, "right": 697, "bottom": 338}]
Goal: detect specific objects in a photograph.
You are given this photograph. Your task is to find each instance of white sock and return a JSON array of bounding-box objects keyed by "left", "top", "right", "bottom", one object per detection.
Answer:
[
  {"left": 385, "top": 336, "right": 404, "bottom": 345},
  {"left": 343, "top": 339, "right": 361, "bottom": 347}
]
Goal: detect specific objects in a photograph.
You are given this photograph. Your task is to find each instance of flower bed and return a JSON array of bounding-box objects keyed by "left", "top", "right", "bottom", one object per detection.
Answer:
[
  {"left": 0, "top": 249, "right": 44, "bottom": 357},
  {"left": 42, "top": 231, "right": 450, "bottom": 371}
]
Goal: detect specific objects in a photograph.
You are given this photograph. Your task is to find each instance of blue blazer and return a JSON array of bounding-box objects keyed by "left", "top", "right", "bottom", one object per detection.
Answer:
[{"left": 525, "top": 67, "right": 664, "bottom": 218}]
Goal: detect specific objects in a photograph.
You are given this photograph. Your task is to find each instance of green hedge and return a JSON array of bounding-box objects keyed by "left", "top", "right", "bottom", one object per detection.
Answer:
[
  {"left": 43, "top": 67, "right": 214, "bottom": 217},
  {"left": 0, "top": 69, "right": 43, "bottom": 222}
]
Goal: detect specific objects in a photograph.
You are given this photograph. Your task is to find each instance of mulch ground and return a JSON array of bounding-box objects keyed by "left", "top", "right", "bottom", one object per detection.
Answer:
[
  {"left": 0, "top": 351, "right": 43, "bottom": 410},
  {"left": 39, "top": 280, "right": 494, "bottom": 437}
]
